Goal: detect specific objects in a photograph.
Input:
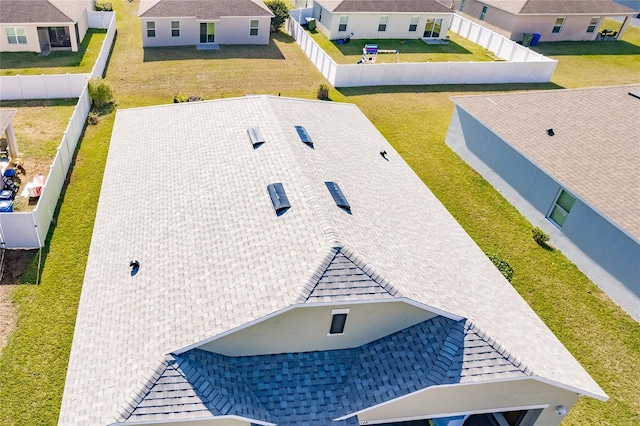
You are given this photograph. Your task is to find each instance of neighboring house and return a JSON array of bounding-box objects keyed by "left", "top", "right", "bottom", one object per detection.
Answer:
[
  {"left": 138, "top": 0, "right": 274, "bottom": 47},
  {"left": 59, "top": 96, "right": 607, "bottom": 425},
  {"left": 0, "top": 0, "right": 93, "bottom": 53},
  {"left": 446, "top": 85, "right": 640, "bottom": 322},
  {"left": 311, "top": 0, "right": 453, "bottom": 40},
  {"left": 448, "top": 0, "right": 636, "bottom": 41}
]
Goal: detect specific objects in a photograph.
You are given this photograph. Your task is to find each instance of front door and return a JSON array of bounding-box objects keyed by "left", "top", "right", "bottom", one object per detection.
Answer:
[
  {"left": 200, "top": 23, "right": 215, "bottom": 43},
  {"left": 424, "top": 18, "right": 443, "bottom": 38}
]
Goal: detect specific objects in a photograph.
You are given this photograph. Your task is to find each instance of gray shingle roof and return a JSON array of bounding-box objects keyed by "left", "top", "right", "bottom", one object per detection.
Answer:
[
  {"left": 0, "top": 0, "right": 90, "bottom": 24},
  {"left": 59, "top": 96, "right": 606, "bottom": 425},
  {"left": 0, "top": 109, "right": 17, "bottom": 134},
  {"left": 451, "top": 85, "right": 640, "bottom": 242},
  {"left": 318, "top": 0, "right": 451, "bottom": 13},
  {"left": 123, "top": 317, "right": 527, "bottom": 424},
  {"left": 139, "top": 0, "right": 273, "bottom": 19},
  {"left": 479, "top": 0, "right": 635, "bottom": 15}
]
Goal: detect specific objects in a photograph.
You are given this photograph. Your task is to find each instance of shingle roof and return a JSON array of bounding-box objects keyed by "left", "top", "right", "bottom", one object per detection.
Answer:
[
  {"left": 0, "top": 0, "right": 90, "bottom": 24},
  {"left": 317, "top": 0, "right": 452, "bottom": 13},
  {"left": 138, "top": 0, "right": 273, "bottom": 19},
  {"left": 123, "top": 317, "right": 527, "bottom": 424},
  {"left": 479, "top": 0, "right": 635, "bottom": 15},
  {"left": 59, "top": 96, "right": 606, "bottom": 425},
  {"left": 451, "top": 85, "right": 640, "bottom": 242},
  {"left": 0, "top": 109, "right": 17, "bottom": 134}
]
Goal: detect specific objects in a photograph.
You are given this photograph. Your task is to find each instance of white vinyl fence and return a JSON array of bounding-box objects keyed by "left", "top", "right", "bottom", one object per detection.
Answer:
[
  {"left": 0, "top": 11, "right": 116, "bottom": 100},
  {"left": 288, "top": 10, "right": 557, "bottom": 87},
  {"left": 0, "top": 12, "right": 116, "bottom": 248}
]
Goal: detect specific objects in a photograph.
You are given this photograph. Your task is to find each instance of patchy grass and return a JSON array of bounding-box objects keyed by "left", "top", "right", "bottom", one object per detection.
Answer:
[
  {"left": 0, "top": 99, "right": 76, "bottom": 211},
  {"left": 0, "top": 29, "right": 107, "bottom": 76},
  {"left": 0, "top": 0, "right": 638, "bottom": 424},
  {"left": 306, "top": 29, "right": 495, "bottom": 64},
  {"left": 531, "top": 20, "right": 640, "bottom": 88}
]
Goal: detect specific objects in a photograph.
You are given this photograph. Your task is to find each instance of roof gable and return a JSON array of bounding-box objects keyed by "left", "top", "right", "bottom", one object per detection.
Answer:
[{"left": 139, "top": 0, "right": 274, "bottom": 19}]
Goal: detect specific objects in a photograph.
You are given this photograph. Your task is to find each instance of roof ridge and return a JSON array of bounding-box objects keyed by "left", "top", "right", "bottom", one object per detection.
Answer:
[
  {"left": 464, "top": 320, "right": 533, "bottom": 376},
  {"left": 114, "top": 356, "right": 171, "bottom": 423},
  {"left": 295, "top": 246, "right": 341, "bottom": 303},
  {"left": 47, "top": 0, "right": 74, "bottom": 21},
  {"left": 340, "top": 245, "right": 401, "bottom": 297},
  {"left": 424, "top": 318, "right": 466, "bottom": 385}
]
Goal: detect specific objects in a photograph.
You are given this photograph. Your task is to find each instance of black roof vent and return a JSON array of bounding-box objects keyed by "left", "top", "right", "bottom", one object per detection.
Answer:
[
  {"left": 295, "top": 125, "right": 314, "bottom": 148},
  {"left": 380, "top": 150, "right": 388, "bottom": 160},
  {"left": 325, "top": 181, "right": 350, "bottom": 211},
  {"left": 267, "top": 183, "right": 291, "bottom": 215},
  {"left": 248, "top": 126, "right": 265, "bottom": 148},
  {"left": 130, "top": 260, "right": 140, "bottom": 276},
  {"left": 546, "top": 128, "right": 554, "bottom": 136}
]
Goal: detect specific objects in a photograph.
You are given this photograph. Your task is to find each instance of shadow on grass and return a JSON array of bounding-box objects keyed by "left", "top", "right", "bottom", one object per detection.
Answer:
[
  {"left": 0, "top": 29, "right": 107, "bottom": 72},
  {"left": 337, "top": 82, "right": 564, "bottom": 96},
  {"left": 332, "top": 38, "right": 474, "bottom": 56},
  {"left": 143, "top": 37, "right": 286, "bottom": 62},
  {"left": 531, "top": 40, "right": 640, "bottom": 56}
]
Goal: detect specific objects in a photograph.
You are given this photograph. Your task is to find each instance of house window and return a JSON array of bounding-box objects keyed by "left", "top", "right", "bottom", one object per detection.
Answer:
[
  {"left": 479, "top": 6, "right": 488, "bottom": 21},
  {"left": 378, "top": 16, "right": 389, "bottom": 32},
  {"left": 587, "top": 17, "right": 599, "bottom": 33},
  {"left": 5, "top": 27, "right": 27, "bottom": 44},
  {"left": 424, "top": 18, "right": 443, "bottom": 38},
  {"left": 328, "top": 309, "right": 349, "bottom": 335},
  {"left": 250, "top": 20, "right": 259, "bottom": 36},
  {"left": 460, "top": 0, "right": 467, "bottom": 12},
  {"left": 171, "top": 21, "right": 180, "bottom": 37},
  {"left": 552, "top": 17, "right": 565, "bottom": 33},
  {"left": 409, "top": 16, "right": 419, "bottom": 32},
  {"left": 146, "top": 21, "right": 156, "bottom": 37},
  {"left": 548, "top": 189, "right": 576, "bottom": 227},
  {"left": 339, "top": 15, "right": 348, "bottom": 32}
]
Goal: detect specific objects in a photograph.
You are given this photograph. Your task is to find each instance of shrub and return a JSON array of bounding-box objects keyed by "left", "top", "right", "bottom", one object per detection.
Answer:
[
  {"left": 265, "top": 0, "right": 289, "bottom": 33},
  {"left": 532, "top": 226, "right": 550, "bottom": 246},
  {"left": 87, "top": 78, "right": 115, "bottom": 110},
  {"left": 87, "top": 111, "right": 99, "bottom": 125},
  {"left": 317, "top": 84, "right": 329, "bottom": 100},
  {"left": 486, "top": 253, "right": 514, "bottom": 282},
  {"left": 174, "top": 94, "right": 203, "bottom": 103},
  {"left": 95, "top": 2, "right": 113, "bottom": 11}
]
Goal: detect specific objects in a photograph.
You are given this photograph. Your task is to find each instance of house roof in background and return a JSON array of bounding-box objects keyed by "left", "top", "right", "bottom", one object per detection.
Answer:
[
  {"left": 138, "top": 0, "right": 273, "bottom": 19},
  {"left": 452, "top": 85, "right": 640, "bottom": 242},
  {"left": 0, "top": 109, "right": 17, "bottom": 134},
  {"left": 0, "top": 0, "right": 91, "bottom": 23},
  {"left": 479, "top": 0, "right": 635, "bottom": 15},
  {"left": 317, "top": 0, "right": 452, "bottom": 13},
  {"left": 59, "top": 96, "right": 606, "bottom": 425}
]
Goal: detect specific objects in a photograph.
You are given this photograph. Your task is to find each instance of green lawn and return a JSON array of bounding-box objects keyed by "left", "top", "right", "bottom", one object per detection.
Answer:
[
  {"left": 0, "top": 0, "right": 639, "bottom": 424},
  {"left": 306, "top": 29, "right": 496, "bottom": 64},
  {"left": 0, "top": 29, "right": 107, "bottom": 76}
]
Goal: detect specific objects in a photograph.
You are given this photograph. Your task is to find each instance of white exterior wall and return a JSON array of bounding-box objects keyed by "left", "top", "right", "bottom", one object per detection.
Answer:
[
  {"left": 199, "top": 301, "right": 437, "bottom": 356},
  {"left": 141, "top": 16, "right": 271, "bottom": 47},
  {"left": 357, "top": 378, "right": 580, "bottom": 426},
  {"left": 77, "top": 8, "right": 90, "bottom": 43},
  {"left": 314, "top": 10, "right": 452, "bottom": 40},
  {"left": 0, "top": 24, "right": 43, "bottom": 52},
  {"left": 511, "top": 15, "right": 605, "bottom": 42}
]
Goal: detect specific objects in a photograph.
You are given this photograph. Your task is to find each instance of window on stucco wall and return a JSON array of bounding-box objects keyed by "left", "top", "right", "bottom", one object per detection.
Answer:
[
  {"left": 250, "top": 20, "right": 259, "bottom": 36},
  {"left": 552, "top": 17, "right": 565, "bottom": 33},
  {"left": 146, "top": 21, "right": 156, "bottom": 37},
  {"left": 339, "top": 15, "right": 348, "bottom": 32}
]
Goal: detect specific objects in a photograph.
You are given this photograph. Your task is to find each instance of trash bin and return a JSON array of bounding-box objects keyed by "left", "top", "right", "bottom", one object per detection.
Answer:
[
  {"left": 531, "top": 33, "right": 541, "bottom": 46},
  {"left": 522, "top": 33, "right": 534, "bottom": 47},
  {"left": 306, "top": 18, "right": 316, "bottom": 31}
]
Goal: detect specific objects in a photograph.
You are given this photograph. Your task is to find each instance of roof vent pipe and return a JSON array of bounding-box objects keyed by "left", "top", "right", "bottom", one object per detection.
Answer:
[{"left": 547, "top": 128, "right": 554, "bottom": 136}]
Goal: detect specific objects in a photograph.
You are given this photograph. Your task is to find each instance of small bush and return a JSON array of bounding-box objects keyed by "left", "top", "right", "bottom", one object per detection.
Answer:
[
  {"left": 95, "top": 2, "right": 113, "bottom": 11},
  {"left": 88, "top": 78, "right": 115, "bottom": 110},
  {"left": 265, "top": 0, "right": 289, "bottom": 33},
  {"left": 317, "top": 84, "right": 329, "bottom": 100},
  {"left": 87, "top": 111, "right": 99, "bottom": 125},
  {"left": 486, "top": 253, "right": 514, "bottom": 282},
  {"left": 174, "top": 94, "right": 203, "bottom": 103},
  {"left": 532, "top": 226, "right": 550, "bottom": 246}
]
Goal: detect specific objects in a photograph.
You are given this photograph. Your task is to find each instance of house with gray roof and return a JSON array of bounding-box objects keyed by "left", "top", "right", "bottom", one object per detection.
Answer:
[
  {"left": 59, "top": 96, "right": 607, "bottom": 426},
  {"left": 448, "top": 0, "right": 636, "bottom": 41},
  {"left": 138, "top": 0, "right": 274, "bottom": 48},
  {"left": 0, "top": 0, "right": 93, "bottom": 53},
  {"left": 446, "top": 85, "right": 640, "bottom": 322},
  {"left": 311, "top": 0, "right": 453, "bottom": 40}
]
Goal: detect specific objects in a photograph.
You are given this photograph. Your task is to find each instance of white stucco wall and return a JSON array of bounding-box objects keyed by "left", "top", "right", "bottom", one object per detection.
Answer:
[
  {"left": 77, "top": 8, "right": 90, "bottom": 44},
  {"left": 0, "top": 25, "right": 42, "bottom": 52},
  {"left": 313, "top": 9, "right": 452, "bottom": 40},
  {"left": 511, "top": 15, "right": 605, "bottom": 41},
  {"left": 199, "top": 300, "right": 437, "bottom": 356},
  {"left": 141, "top": 16, "right": 271, "bottom": 47},
  {"left": 356, "top": 378, "right": 580, "bottom": 426}
]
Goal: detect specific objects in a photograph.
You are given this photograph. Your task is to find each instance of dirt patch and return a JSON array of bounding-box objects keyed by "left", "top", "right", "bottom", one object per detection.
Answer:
[{"left": 0, "top": 249, "right": 37, "bottom": 355}]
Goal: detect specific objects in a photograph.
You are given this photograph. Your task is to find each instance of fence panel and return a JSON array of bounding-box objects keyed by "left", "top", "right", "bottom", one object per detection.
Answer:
[
  {"left": 91, "top": 12, "right": 117, "bottom": 78},
  {"left": 0, "top": 213, "right": 39, "bottom": 249}
]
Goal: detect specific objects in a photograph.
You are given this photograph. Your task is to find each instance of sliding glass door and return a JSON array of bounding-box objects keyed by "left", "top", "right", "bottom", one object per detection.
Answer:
[{"left": 200, "top": 23, "right": 215, "bottom": 43}]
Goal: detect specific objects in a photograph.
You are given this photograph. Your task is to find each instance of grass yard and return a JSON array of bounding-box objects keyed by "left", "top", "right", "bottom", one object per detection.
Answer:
[
  {"left": 0, "top": 0, "right": 638, "bottom": 424},
  {"left": 306, "top": 29, "right": 496, "bottom": 64},
  {"left": 0, "top": 99, "right": 76, "bottom": 211},
  {"left": 0, "top": 29, "right": 107, "bottom": 76}
]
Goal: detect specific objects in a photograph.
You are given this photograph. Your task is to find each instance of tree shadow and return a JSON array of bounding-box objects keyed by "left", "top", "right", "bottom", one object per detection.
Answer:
[
  {"left": 337, "top": 82, "right": 564, "bottom": 97},
  {"left": 143, "top": 38, "right": 286, "bottom": 62}
]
